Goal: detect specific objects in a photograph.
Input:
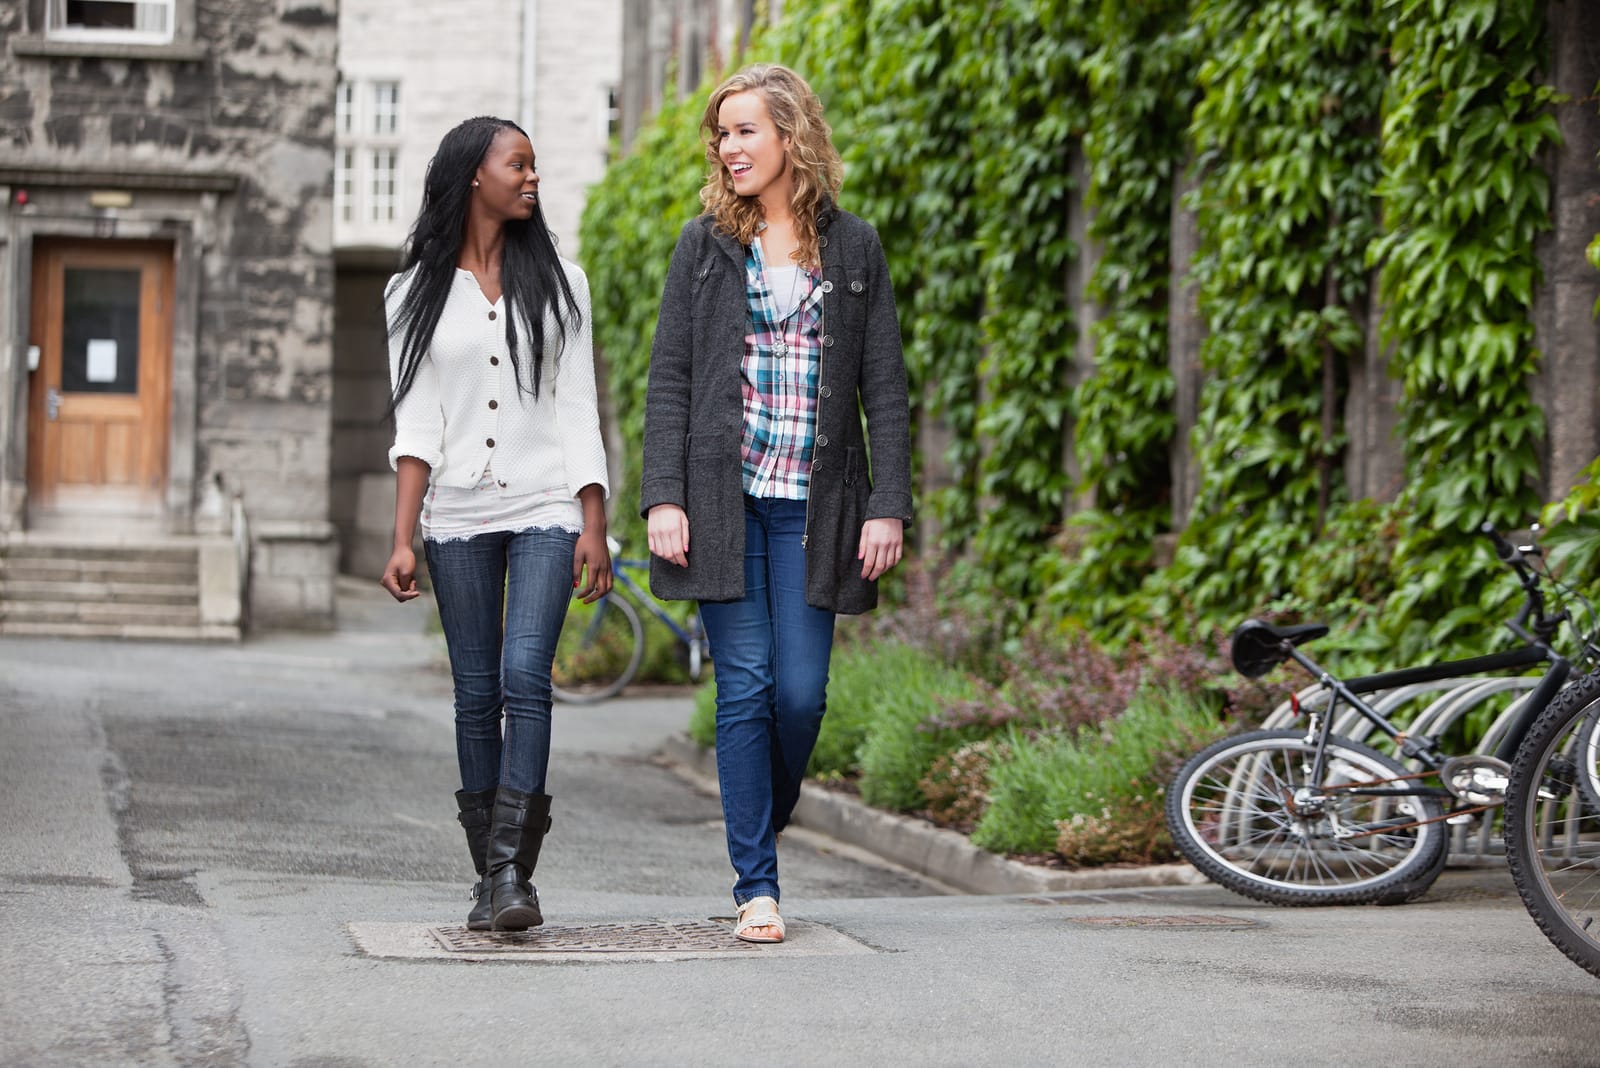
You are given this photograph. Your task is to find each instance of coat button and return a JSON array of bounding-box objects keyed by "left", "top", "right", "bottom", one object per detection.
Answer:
[
  {"left": 820, "top": 385, "right": 832, "bottom": 398},
  {"left": 816, "top": 434, "right": 829, "bottom": 447},
  {"left": 490, "top": 356, "right": 500, "bottom": 366},
  {"left": 488, "top": 400, "right": 498, "bottom": 410},
  {"left": 488, "top": 310, "right": 497, "bottom": 320},
  {"left": 850, "top": 280, "right": 864, "bottom": 293},
  {"left": 822, "top": 335, "right": 834, "bottom": 347},
  {"left": 486, "top": 438, "right": 495, "bottom": 447},
  {"left": 821, "top": 280, "right": 833, "bottom": 293},
  {"left": 819, "top": 236, "right": 828, "bottom": 248},
  {"left": 498, "top": 480, "right": 507, "bottom": 488}
]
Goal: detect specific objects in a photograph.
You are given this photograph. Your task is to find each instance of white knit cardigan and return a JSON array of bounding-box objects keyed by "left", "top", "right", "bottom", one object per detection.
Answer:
[{"left": 386, "top": 259, "right": 610, "bottom": 501}]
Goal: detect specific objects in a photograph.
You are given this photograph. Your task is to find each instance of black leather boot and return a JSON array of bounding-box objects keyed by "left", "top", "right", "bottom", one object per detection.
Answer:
[
  {"left": 454, "top": 787, "right": 497, "bottom": 930},
  {"left": 486, "top": 787, "right": 553, "bottom": 931}
]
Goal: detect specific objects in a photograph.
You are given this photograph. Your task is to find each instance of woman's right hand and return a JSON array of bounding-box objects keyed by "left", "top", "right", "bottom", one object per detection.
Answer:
[
  {"left": 647, "top": 504, "right": 690, "bottom": 568},
  {"left": 381, "top": 546, "right": 422, "bottom": 602}
]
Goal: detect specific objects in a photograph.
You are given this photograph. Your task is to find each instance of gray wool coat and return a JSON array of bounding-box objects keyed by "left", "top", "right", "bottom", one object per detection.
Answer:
[{"left": 639, "top": 204, "right": 914, "bottom": 614}]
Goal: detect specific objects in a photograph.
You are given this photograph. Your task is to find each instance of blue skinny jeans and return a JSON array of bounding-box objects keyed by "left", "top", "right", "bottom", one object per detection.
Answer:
[
  {"left": 698, "top": 495, "right": 836, "bottom": 907},
  {"left": 424, "top": 527, "right": 577, "bottom": 796}
]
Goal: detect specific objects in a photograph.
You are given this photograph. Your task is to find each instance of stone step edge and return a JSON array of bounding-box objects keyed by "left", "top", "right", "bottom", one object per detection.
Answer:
[
  {"left": 655, "top": 731, "right": 1205, "bottom": 897},
  {"left": 0, "top": 620, "right": 239, "bottom": 641}
]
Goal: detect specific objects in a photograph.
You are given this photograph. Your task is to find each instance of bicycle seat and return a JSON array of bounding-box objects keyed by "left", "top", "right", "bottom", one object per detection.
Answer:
[{"left": 1230, "top": 619, "right": 1329, "bottom": 678}]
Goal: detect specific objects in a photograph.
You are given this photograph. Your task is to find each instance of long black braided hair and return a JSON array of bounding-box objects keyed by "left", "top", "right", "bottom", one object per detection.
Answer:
[{"left": 386, "top": 116, "right": 581, "bottom": 409}]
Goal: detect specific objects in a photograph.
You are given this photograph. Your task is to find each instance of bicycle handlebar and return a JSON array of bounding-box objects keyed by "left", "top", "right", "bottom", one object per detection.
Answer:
[
  {"left": 1482, "top": 522, "right": 1520, "bottom": 564},
  {"left": 1481, "top": 522, "right": 1567, "bottom": 646}
]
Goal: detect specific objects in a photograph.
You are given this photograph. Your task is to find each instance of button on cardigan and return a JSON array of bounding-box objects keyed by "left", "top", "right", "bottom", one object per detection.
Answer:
[{"left": 387, "top": 260, "right": 610, "bottom": 501}]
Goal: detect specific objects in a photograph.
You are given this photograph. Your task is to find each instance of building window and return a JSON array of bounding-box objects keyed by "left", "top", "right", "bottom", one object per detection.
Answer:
[
  {"left": 372, "top": 82, "right": 400, "bottom": 137},
  {"left": 47, "top": 0, "right": 175, "bottom": 43},
  {"left": 334, "top": 77, "right": 403, "bottom": 234},
  {"left": 602, "top": 86, "right": 620, "bottom": 142},
  {"left": 369, "top": 149, "right": 398, "bottom": 224},
  {"left": 335, "top": 148, "right": 356, "bottom": 224},
  {"left": 336, "top": 82, "right": 356, "bottom": 137}
]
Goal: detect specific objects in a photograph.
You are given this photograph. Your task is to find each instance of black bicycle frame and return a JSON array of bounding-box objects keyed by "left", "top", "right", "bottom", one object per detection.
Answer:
[{"left": 1283, "top": 640, "right": 1569, "bottom": 786}]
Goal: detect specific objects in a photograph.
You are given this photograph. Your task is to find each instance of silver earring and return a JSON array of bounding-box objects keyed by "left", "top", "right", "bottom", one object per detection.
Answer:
[{"left": 472, "top": 180, "right": 479, "bottom": 188}]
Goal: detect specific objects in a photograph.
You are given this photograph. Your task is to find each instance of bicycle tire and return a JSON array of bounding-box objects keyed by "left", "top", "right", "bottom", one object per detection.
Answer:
[
  {"left": 1574, "top": 701, "right": 1600, "bottom": 814},
  {"left": 551, "top": 592, "right": 644, "bottom": 704},
  {"left": 676, "top": 609, "right": 709, "bottom": 682},
  {"left": 1505, "top": 670, "right": 1600, "bottom": 978},
  {"left": 1166, "top": 729, "right": 1448, "bottom": 907}
]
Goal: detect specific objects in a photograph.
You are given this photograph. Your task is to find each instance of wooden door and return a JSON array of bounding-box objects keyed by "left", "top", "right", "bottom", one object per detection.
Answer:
[{"left": 27, "top": 240, "right": 173, "bottom": 515}]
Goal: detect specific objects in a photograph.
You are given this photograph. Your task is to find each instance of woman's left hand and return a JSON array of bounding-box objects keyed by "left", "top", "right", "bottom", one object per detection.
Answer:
[
  {"left": 573, "top": 528, "right": 613, "bottom": 603},
  {"left": 858, "top": 518, "right": 904, "bottom": 581}
]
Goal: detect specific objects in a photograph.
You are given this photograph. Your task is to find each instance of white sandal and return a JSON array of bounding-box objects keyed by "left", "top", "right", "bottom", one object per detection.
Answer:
[{"left": 734, "top": 896, "right": 785, "bottom": 944}]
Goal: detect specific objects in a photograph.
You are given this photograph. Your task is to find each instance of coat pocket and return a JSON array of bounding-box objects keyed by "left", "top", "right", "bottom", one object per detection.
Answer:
[{"left": 843, "top": 445, "right": 862, "bottom": 487}]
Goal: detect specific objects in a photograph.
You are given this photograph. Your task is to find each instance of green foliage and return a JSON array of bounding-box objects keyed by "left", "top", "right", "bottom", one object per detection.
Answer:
[
  {"left": 967, "top": 1, "right": 1089, "bottom": 601},
  {"left": 1052, "top": 1, "right": 1194, "bottom": 628},
  {"left": 1370, "top": 0, "right": 1560, "bottom": 660},
  {"left": 1169, "top": 0, "right": 1385, "bottom": 625},
  {"left": 688, "top": 682, "right": 716, "bottom": 748},
  {"left": 972, "top": 684, "right": 1228, "bottom": 860},
  {"left": 584, "top": 0, "right": 1575, "bottom": 695},
  {"left": 578, "top": 77, "right": 712, "bottom": 546}
]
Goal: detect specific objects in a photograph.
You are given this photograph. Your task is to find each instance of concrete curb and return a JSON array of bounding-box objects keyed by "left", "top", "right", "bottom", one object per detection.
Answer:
[{"left": 657, "top": 732, "right": 1207, "bottom": 897}]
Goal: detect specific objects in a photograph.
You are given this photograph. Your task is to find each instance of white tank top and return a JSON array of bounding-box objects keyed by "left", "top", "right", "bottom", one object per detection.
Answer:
[{"left": 421, "top": 465, "right": 583, "bottom": 542}]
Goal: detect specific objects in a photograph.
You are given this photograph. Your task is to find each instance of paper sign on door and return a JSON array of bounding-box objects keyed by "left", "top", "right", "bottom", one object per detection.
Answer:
[{"left": 86, "top": 339, "right": 118, "bottom": 383}]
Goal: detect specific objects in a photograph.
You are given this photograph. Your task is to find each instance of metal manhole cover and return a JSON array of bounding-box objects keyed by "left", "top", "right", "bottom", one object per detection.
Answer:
[
  {"left": 1069, "top": 914, "right": 1261, "bottom": 929},
  {"left": 432, "top": 920, "right": 757, "bottom": 954},
  {"left": 348, "top": 918, "right": 877, "bottom": 961}
]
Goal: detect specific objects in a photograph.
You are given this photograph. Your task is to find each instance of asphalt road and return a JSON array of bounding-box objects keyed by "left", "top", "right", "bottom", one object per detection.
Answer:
[{"left": 3, "top": 577, "right": 1600, "bottom": 1067}]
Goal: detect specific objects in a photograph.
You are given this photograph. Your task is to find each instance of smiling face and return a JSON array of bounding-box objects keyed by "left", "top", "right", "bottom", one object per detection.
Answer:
[
  {"left": 716, "top": 90, "right": 792, "bottom": 211},
  {"left": 472, "top": 126, "right": 539, "bottom": 223}
]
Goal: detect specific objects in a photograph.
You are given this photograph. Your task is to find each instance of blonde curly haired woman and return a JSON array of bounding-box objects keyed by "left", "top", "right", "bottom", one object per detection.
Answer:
[{"left": 641, "top": 64, "right": 913, "bottom": 943}]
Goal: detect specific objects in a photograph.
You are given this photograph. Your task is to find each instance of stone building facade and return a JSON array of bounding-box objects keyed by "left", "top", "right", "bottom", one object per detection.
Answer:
[
  {"left": 618, "top": 0, "right": 772, "bottom": 151},
  {"left": 332, "top": 0, "right": 623, "bottom": 578},
  {"left": 0, "top": 0, "right": 339, "bottom": 635}
]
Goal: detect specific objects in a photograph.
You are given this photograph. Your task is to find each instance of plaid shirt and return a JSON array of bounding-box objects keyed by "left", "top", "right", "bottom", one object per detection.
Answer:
[{"left": 740, "top": 237, "right": 824, "bottom": 499}]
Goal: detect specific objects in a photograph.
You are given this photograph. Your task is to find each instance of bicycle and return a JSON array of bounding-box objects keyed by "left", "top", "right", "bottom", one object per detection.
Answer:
[
  {"left": 1504, "top": 647, "right": 1600, "bottom": 977},
  {"left": 551, "top": 536, "right": 710, "bottom": 704},
  {"left": 1165, "top": 523, "right": 1599, "bottom": 907}
]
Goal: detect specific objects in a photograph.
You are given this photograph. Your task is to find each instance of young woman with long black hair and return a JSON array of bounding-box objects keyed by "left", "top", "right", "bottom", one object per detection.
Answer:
[
  {"left": 381, "top": 115, "right": 611, "bottom": 932},
  {"left": 642, "top": 65, "right": 913, "bottom": 943}
]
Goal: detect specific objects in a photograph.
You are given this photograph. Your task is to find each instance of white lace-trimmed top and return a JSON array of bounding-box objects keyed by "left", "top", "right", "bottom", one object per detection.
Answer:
[{"left": 386, "top": 259, "right": 609, "bottom": 541}]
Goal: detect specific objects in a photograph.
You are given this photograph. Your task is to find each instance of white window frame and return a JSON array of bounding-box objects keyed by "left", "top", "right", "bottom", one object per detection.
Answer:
[
  {"left": 335, "top": 148, "right": 357, "bottom": 225},
  {"left": 335, "top": 76, "right": 403, "bottom": 237},
  {"left": 46, "top": 0, "right": 175, "bottom": 44},
  {"left": 368, "top": 148, "right": 399, "bottom": 225},
  {"left": 371, "top": 82, "right": 400, "bottom": 137},
  {"left": 336, "top": 82, "right": 357, "bottom": 138}
]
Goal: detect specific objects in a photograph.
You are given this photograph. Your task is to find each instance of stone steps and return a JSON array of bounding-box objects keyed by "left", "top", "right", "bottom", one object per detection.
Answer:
[{"left": 0, "top": 537, "right": 238, "bottom": 641}]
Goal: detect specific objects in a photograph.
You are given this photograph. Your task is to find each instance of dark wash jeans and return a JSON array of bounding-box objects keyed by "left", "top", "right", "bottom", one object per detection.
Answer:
[
  {"left": 424, "top": 527, "right": 577, "bottom": 796},
  {"left": 698, "top": 495, "right": 837, "bottom": 906}
]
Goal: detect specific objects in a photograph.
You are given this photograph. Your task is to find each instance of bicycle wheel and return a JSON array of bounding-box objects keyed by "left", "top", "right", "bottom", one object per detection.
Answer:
[
  {"left": 551, "top": 593, "right": 644, "bottom": 704},
  {"left": 1505, "top": 671, "right": 1600, "bottom": 978},
  {"left": 1166, "top": 729, "right": 1448, "bottom": 906}
]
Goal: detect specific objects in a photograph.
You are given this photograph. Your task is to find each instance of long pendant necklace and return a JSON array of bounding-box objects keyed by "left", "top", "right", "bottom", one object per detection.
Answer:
[{"left": 767, "top": 263, "right": 815, "bottom": 358}]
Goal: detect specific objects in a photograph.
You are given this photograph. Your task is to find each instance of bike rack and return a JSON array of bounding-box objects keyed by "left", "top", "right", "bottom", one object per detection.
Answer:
[{"left": 1255, "top": 675, "right": 1549, "bottom": 864}]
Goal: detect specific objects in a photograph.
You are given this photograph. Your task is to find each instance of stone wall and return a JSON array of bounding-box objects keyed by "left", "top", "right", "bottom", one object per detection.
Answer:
[{"left": 0, "top": 0, "right": 340, "bottom": 629}]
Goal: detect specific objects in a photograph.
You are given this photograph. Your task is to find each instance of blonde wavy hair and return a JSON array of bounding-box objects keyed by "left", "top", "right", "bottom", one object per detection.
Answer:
[{"left": 699, "top": 64, "right": 843, "bottom": 269}]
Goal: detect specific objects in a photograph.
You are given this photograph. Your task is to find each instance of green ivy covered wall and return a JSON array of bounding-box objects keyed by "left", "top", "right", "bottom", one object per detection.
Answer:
[{"left": 581, "top": 0, "right": 1600, "bottom": 658}]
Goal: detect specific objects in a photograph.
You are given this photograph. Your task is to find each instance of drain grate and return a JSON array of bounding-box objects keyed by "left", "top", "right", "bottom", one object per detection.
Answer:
[
  {"left": 348, "top": 918, "right": 877, "bottom": 962},
  {"left": 431, "top": 920, "right": 760, "bottom": 954},
  {"left": 1068, "top": 914, "right": 1261, "bottom": 929}
]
